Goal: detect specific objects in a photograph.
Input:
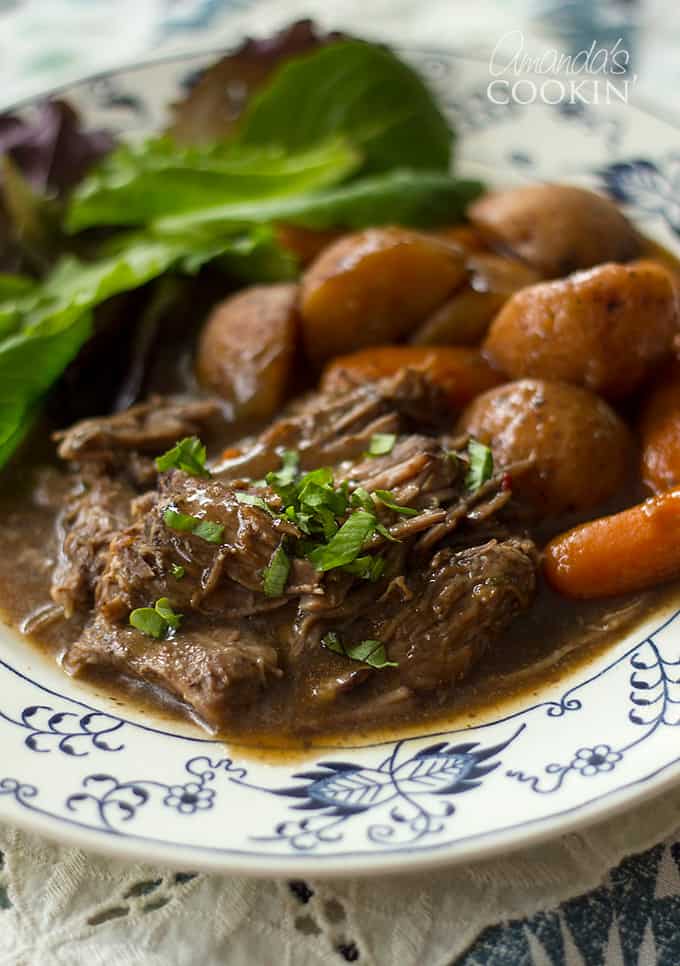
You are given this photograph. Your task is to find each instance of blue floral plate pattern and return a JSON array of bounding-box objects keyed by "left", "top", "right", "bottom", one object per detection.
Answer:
[{"left": 3, "top": 48, "right": 680, "bottom": 877}]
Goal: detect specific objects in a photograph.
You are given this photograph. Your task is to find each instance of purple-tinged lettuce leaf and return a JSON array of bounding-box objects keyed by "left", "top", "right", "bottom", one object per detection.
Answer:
[
  {"left": 169, "top": 19, "right": 344, "bottom": 146},
  {"left": 0, "top": 99, "right": 114, "bottom": 195}
]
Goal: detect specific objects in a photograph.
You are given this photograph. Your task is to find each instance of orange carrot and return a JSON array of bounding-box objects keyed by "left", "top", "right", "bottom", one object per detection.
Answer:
[
  {"left": 433, "top": 224, "right": 488, "bottom": 253},
  {"left": 219, "top": 446, "right": 242, "bottom": 462},
  {"left": 640, "top": 362, "right": 680, "bottom": 493},
  {"left": 274, "top": 224, "right": 344, "bottom": 266},
  {"left": 544, "top": 487, "right": 680, "bottom": 598},
  {"left": 321, "top": 345, "right": 503, "bottom": 410}
]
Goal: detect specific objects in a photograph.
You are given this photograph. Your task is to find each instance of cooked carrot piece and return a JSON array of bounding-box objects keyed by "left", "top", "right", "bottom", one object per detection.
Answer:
[
  {"left": 432, "top": 224, "right": 489, "bottom": 253},
  {"left": 640, "top": 362, "right": 680, "bottom": 493},
  {"left": 544, "top": 487, "right": 680, "bottom": 598},
  {"left": 219, "top": 446, "right": 242, "bottom": 461},
  {"left": 412, "top": 254, "right": 541, "bottom": 347},
  {"left": 321, "top": 345, "right": 503, "bottom": 409},
  {"left": 275, "top": 224, "right": 344, "bottom": 266}
]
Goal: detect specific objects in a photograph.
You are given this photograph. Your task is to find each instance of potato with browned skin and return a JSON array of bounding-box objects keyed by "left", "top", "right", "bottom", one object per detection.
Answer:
[
  {"left": 195, "top": 283, "right": 299, "bottom": 422},
  {"left": 483, "top": 260, "right": 679, "bottom": 400},
  {"left": 469, "top": 184, "right": 640, "bottom": 277},
  {"left": 321, "top": 345, "right": 503, "bottom": 409},
  {"left": 412, "top": 253, "right": 541, "bottom": 346},
  {"left": 459, "top": 379, "right": 633, "bottom": 517},
  {"left": 299, "top": 227, "right": 466, "bottom": 367}
]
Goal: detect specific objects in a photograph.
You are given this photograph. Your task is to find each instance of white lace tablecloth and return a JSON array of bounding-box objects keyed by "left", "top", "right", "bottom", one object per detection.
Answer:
[{"left": 2, "top": 1, "right": 680, "bottom": 963}]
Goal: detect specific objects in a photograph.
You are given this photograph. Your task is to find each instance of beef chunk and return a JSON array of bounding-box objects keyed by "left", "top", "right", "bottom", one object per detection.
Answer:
[
  {"left": 217, "top": 369, "right": 447, "bottom": 480},
  {"left": 54, "top": 395, "right": 221, "bottom": 463},
  {"left": 52, "top": 369, "right": 539, "bottom": 731},
  {"left": 319, "top": 538, "right": 537, "bottom": 692},
  {"left": 63, "top": 615, "right": 281, "bottom": 728},
  {"left": 386, "top": 538, "right": 537, "bottom": 690},
  {"left": 342, "top": 434, "right": 460, "bottom": 510},
  {"left": 51, "top": 475, "right": 133, "bottom": 617},
  {"left": 95, "top": 471, "right": 319, "bottom": 622}
]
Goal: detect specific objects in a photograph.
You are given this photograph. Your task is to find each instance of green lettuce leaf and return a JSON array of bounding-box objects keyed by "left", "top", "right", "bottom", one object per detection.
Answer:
[
  {"left": 0, "top": 226, "right": 293, "bottom": 468},
  {"left": 154, "top": 169, "right": 483, "bottom": 235},
  {"left": 239, "top": 40, "right": 452, "bottom": 173},
  {"left": 66, "top": 137, "right": 360, "bottom": 231}
]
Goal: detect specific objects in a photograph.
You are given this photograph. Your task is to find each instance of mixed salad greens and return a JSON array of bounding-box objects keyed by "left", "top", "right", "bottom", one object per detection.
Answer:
[{"left": 0, "top": 24, "right": 482, "bottom": 469}]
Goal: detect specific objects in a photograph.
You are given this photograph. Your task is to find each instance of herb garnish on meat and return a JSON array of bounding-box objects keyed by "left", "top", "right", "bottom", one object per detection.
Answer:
[
  {"left": 163, "top": 507, "right": 225, "bottom": 544},
  {"left": 263, "top": 544, "right": 291, "bottom": 597},
  {"left": 156, "top": 436, "right": 210, "bottom": 477},
  {"left": 367, "top": 432, "right": 396, "bottom": 456},
  {"left": 322, "top": 632, "right": 398, "bottom": 669},
  {"left": 465, "top": 439, "right": 494, "bottom": 492},
  {"left": 130, "top": 598, "right": 183, "bottom": 639}
]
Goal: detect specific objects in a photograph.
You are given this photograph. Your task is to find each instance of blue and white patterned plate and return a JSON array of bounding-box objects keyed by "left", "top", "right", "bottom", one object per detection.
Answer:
[{"left": 3, "top": 48, "right": 680, "bottom": 878}]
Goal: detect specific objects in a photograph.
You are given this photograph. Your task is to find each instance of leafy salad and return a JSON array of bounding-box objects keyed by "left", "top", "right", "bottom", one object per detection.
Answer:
[{"left": 0, "top": 22, "right": 481, "bottom": 468}]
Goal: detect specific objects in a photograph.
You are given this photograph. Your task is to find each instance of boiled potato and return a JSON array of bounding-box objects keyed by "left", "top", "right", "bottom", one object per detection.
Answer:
[
  {"left": 195, "top": 283, "right": 298, "bottom": 421},
  {"left": 483, "top": 260, "right": 679, "bottom": 399},
  {"left": 469, "top": 184, "right": 640, "bottom": 277},
  {"left": 412, "top": 254, "right": 541, "bottom": 346},
  {"left": 300, "top": 228, "right": 466, "bottom": 367},
  {"left": 640, "top": 361, "right": 680, "bottom": 493},
  {"left": 321, "top": 345, "right": 503, "bottom": 409},
  {"left": 459, "top": 379, "right": 633, "bottom": 517}
]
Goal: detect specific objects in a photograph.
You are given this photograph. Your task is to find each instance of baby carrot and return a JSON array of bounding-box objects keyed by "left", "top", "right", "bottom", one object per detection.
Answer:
[
  {"left": 321, "top": 345, "right": 503, "bottom": 410},
  {"left": 544, "top": 487, "right": 680, "bottom": 598},
  {"left": 640, "top": 362, "right": 680, "bottom": 493}
]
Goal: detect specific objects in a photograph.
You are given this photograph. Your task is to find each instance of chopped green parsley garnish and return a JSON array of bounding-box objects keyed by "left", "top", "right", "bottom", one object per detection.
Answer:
[
  {"left": 265, "top": 449, "right": 300, "bottom": 503},
  {"left": 374, "top": 489, "right": 418, "bottom": 516},
  {"left": 342, "top": 554, "right": 385, "bottom": 582},
  {"left": 350, "top": 487, "right": 374, "bottom": 513},
  {"left": 321, "top": 632, "right": 398, "bottom": 669},
  {"left": 367, "top": 432, "right": 396, "bottom": 457},
  {"left": 175, "top": 451, "right": 420, "bottom": 595},
  {"left": 156, "top": 436, "right": 210, "bottom": 477},
  {"left": 162, "top": 508, "right": 197, "bottom": 532},
  {"left": 130, "top": 598, "right": 183, "bottom": 639},
  {"left": 235, "top": 491, "right": 274, "bottom": 514},
  {"left": 307, "top": 509, "right": 376, "bottom": 572},
  {"left": 192, "top": 520, "right": 225, "bottom": 543},
  {"left": 465, "top": 439, "right": 494, "bottom": 492},
  {"left": 163, "top": 507, "right": 224, "bottom": 544},
  {"left": 263, "top": 543, "right": 291, "bottom": 597},
  {"left": 170, "top": 563, "right": 185, "bottom": 580}
]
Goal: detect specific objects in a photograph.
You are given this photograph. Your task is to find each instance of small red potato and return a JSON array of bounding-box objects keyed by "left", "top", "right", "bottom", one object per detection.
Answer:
[
  {"left": 468, "top": 184, "right": 640, "bottom": 277},
  {"left": 300, "top": 227, "right": 466, "bottom": 367},
  {"left": 459, "top": 379, "right": 633, "bottom": 516},
  {"left": 196, "top": 283, "right": 299, "bottom": 421},
  {"left": 483, "top": 260, "right": 679, "bottom": 399}
]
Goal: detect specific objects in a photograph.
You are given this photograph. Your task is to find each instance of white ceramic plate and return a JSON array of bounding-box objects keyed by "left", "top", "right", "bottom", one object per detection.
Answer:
[{"left": 2, "top": 48, "right": 680, "bottom": 878}]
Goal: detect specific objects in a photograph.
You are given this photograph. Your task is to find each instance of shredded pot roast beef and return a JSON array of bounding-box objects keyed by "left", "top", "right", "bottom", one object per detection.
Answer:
[{"left": 52, "top": 372, "right": 537, "bottom": 731}]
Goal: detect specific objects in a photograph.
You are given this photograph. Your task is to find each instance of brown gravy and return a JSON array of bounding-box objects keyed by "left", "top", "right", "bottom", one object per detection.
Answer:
[
  {"left": 0, "top": 234, "right": 677, "bottom": 754},
  {"left": 0, "top": 438, "right": 676, "bottom": 756}
]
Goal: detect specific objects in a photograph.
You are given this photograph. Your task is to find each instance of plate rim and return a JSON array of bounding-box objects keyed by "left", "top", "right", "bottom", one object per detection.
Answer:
[{"left": 3, "top": 44, "right": 680, "bottom": 878}]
